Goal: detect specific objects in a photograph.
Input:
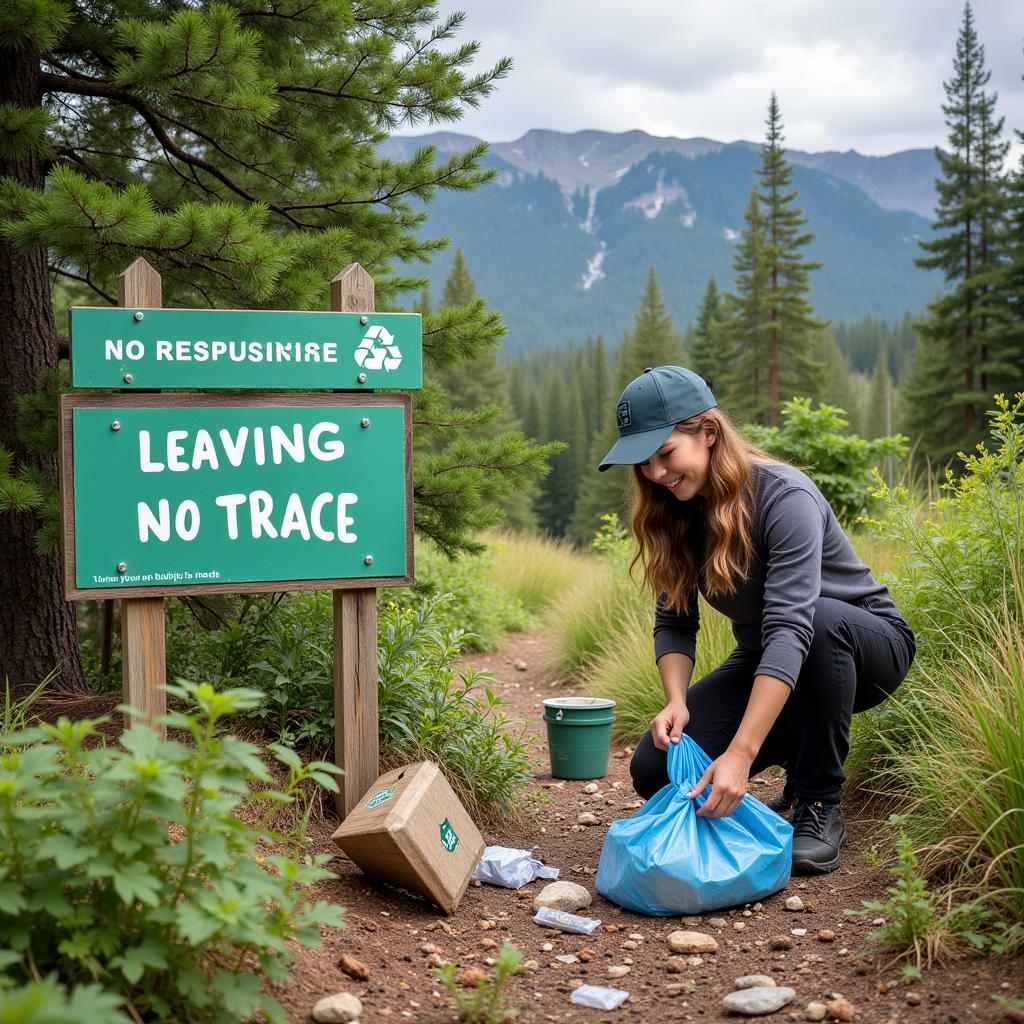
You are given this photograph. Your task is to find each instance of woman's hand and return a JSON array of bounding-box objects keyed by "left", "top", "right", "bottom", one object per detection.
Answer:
[
  {"left": 650, "top": 700, "right": 689, "bottom": 751},
  {"left": 686, "top": 747, "right": 753, "bottom": 818}
]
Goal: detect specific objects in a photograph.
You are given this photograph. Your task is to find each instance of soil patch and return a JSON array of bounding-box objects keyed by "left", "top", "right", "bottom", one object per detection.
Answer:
[{"left": 275, "top": 629, "right": 1022, "bottom": 1023}]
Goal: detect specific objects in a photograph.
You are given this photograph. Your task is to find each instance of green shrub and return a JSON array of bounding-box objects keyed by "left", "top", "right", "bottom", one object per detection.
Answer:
[
  {"left": 846, "top": 395, "right": 1024, "bottom": 946},
  {"left": 744, "top": 397, "right": 906, "bottom": 522},
  {"left": 0, "top": 682, "right": 343, "bottom": 1023},
  {"left": 395, "top": 540, "right": 531, "bottom": 651},
  {"left": 168, "top": 590, "right": 534, "bottom": 824},
  {"left": 863, "top": 392, "right": 1024, "bottom": 651},
  {"left": 0, "top": 976, "right": 131, "bottom": 1023},
  {"left": 378, "top": 597, "right": 534, "bottom": 824}
]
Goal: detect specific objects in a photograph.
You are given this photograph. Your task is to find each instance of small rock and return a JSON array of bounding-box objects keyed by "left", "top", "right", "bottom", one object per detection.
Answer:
[
  {"left": 734, "top": 975, "right": 777, "bottom": 989},
  {"left": 722, "top": 986, "right": 796, "bottom": 1015},
  {"left": 578, "top": 949, "right": 597, "bottom": 962},
  {"left": 628, "top": 933, "right": 644, "bottom": 941},
  {"left": 622, "top": 940, "right": 638, "bottom": 949},
  {"left": 514, "top": 659, "right": 527, "bottom": 671},
  {"left": 733, "top": 921, "right": 746, "bottom": 931},
  {"left": 667, "top": 980, "right": 696, "bottom": 995},
  {"left": 790, "top": 928, "right": 807, "bottom": 937},
  {"left": 583, "top": 782, "right": 600, "bottom": 794},
  {"left": 533, "top": 881, "right": 592, "bottom": 914},
  {"left": 666, "top": 957, "right": 689, "bottom": 974},
  {"left": 607, "top": 965, "right": 631, "bottom": 978},
  {"left": 685, "top": 956, "right": 703, "bottom": 967},
  {"left": 785, "top": 896, "right": 805, "bottom": 912},
  {"left": 523, "top": 958, "right": 540, "bottom": 971},
  {"left": 577, "top": 812, "right": 598, "bottom": 825},
  {"left": 817, "top": 929, "right": 836, "bottom": 943},
  {"left": 602, "top": 924, "right": 621, "bottom": 933},
  {"left": 709, "top": 916, "right": 727, "bottom": 928},
  {"left": 541, "top": 942, "right": 553, "bottom": 952},
  {"left": 770, "top": 935, "right": 794, "bottom": 950},
  {"left": 905, "top": 991, "right": 922, "bottom": 1006},
  {"left": 478, "top": 919, "right": 496, "bottom": 930},
  {"left": 312, "top": 992, "right": 363, "bottom": 1023},
  {"left": 667, "top": 930, "right": 719, "bottom": 954},
  {"left": 753, "top": 903, "right": 763, "bottom": 912},
  {"left": 805, "top": 1003, "right": 827, "bottom": 1021},
  {"left": 555, "top": 954, "right": 579, "bottom": 964},
  {"left": 825, "top": 998, "right": 856, "bottom": 1021},
  {"left": 337, "top": 953, "right": 369, "bottom": 981},
  {"left": 419, "top": 942, "right": 440, "bottom": 955},
  {"left": 456, "top": 967, "right": 487, "bottom": 988}
]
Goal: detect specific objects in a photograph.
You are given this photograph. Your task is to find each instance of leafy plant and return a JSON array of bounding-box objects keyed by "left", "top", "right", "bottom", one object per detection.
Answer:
[
  {"left": 395, "top": 540, "right": 531, "bottom": 651},
  {"left": 378, "top": 597, "right": 534, "bottom": 824},
  {"left": 0, "top": 682, "right": 344, "bottom": 1023},
  {"left": 434, "top": 943, "right": 524, "bottom": 1024},
  {"left": 744, "top": 397, "right": 907, "bottom": 521},
  {"left": 863, "top": 392, "right": 1024, "bottom": 647},
  {"left": 847, "top": 816, "right": 997, "bottom": 969},
  {"left": 0, "top": 975, "right": 131, "bottom": 1023}
]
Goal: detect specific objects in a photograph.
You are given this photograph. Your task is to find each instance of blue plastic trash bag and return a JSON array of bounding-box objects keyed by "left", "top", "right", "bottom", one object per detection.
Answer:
[{"left": 595, "top": 734, "right": 793, "bottom": 915}]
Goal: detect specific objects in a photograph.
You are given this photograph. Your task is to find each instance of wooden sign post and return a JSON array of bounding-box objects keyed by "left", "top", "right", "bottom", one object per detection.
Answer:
[
  {"left": 60, "top": 259, "right": 420, "bottom": 817},
  {"left": 118, "top": 260, "right": 166, "bottom": 735}
]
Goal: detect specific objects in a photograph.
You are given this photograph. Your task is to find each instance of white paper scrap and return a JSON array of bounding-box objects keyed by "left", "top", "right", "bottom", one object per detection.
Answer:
[{"left": 570, "top": 985, "right": 630, "bottom": 1010}]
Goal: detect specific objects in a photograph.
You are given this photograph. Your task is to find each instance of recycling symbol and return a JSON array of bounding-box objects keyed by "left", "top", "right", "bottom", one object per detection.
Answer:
[{"left": 354, "top": 325, "right": 403, "bottom": 372}]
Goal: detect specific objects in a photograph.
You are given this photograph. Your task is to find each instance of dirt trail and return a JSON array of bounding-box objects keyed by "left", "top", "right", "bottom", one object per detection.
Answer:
[{"left": 279, "top": 628, "right": 1021, "bottom": 1023}]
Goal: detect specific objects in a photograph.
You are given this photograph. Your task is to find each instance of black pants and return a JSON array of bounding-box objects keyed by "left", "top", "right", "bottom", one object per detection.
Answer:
[{"left": 630, "top": 597, "right": 916, "bottom": 804}]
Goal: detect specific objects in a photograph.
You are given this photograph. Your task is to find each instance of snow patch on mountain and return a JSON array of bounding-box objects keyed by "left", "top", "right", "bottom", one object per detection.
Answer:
[
  {"left": 581, "top": 242, "right": 608, "bottom": 290},
  {"left": 624, "top": 169, "right": 691, "bottom": 220},
  {"left": 580, "top": 189, "right": 599, "bottom": 235}
]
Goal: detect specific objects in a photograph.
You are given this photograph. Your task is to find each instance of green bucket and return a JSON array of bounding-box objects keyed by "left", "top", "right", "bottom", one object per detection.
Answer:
[{"left": 542, "top": 697, "right": 616, "bottom": 780}]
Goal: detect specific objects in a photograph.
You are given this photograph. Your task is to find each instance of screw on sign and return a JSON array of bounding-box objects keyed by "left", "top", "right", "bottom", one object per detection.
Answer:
[{"left": 354, "top": 325, "right": 403, "bottom": 372}]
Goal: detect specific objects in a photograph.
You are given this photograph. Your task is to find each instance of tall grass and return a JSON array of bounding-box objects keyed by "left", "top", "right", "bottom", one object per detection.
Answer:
[
  {"left": 864, "top": 594, "right": 1024, "bottom": 940},
  {"left": 485, "top": 532, "right": 591, "bottom": 615},
  {"left": 587, "top": 599, "right": 736, "bottom": 740}
]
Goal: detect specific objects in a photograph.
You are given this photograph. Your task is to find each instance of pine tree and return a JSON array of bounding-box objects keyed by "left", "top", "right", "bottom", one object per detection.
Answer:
[
  {"left": 753, "top": 93, "right": 828, "bottom": 424},
  {"left": 989, "top": 125, "right": 1024, "bottom": 398},
  {"left": 906, "top": 2, "right": 1011, "bottom": 462},
  {"left": 687, "top": 277, "right": 729, "bottom": 393},
  {"left": 868, "top": 345, "right": 894, "bottom": 441},
  {"left": 569, "top": 269, "right": 682, "bottom": 541},
  {"left": 0, "top": 1, "right": 557, "bottom": 690},
  {"left": 718, "top": 190, "right": 772, "bottom": 423}
]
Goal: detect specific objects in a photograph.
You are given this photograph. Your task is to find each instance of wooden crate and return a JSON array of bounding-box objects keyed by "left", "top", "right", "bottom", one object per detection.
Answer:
[{"left": 331, "top": 760, "right": 485, "bottom": 914}]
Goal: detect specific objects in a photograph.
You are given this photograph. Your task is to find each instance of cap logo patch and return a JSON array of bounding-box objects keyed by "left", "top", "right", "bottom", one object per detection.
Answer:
[{"left": 617, "top": 401, "right": 631, "bottom": 428}]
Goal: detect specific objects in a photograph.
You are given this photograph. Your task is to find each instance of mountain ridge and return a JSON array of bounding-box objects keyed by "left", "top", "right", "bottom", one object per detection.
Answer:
[{"left": 380, "top": 128, "right": 939, "bottom": 218}]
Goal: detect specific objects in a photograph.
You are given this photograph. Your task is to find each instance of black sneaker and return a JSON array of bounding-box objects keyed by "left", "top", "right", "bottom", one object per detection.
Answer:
[
  {"left": 791, "top": 799, "right": 847, "bottom": 875},
  {"left": 766, "top": 775, "right": 795, "bottom": 816}
]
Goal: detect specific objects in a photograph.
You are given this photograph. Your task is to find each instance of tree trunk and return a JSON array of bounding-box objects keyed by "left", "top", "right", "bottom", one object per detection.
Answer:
[{"left": 0, "top": 52, "right": 87, "bottom": 695}]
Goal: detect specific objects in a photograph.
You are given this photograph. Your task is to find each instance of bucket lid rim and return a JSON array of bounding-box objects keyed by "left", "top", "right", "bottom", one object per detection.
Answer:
[{"left": 542, "top": 697, "right": 616, "bottom": 710}]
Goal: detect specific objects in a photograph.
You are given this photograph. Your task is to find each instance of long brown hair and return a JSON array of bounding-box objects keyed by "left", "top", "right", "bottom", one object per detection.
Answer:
[{"left": 628, "top": 407, "right": 781, "bottom": 613}]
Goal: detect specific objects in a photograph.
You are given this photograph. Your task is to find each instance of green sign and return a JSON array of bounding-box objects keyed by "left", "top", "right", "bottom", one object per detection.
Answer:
[
  {"left": 439, "top": 818, "right": 459, "bottom": 853},
  {"left": 70, "top": 307, "right": 422, "bottom": 390},
  {"left": 66, "top": 399, "right": 409, "bottom": 593}
]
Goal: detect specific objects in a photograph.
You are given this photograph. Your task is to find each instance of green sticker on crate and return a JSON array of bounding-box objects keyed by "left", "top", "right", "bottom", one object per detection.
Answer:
[
  {"left": 439, "top": 818, "right": 459, "bottom": 853},
  {"left": 366, "top": 786, "right": 396, "bottom": 809}
]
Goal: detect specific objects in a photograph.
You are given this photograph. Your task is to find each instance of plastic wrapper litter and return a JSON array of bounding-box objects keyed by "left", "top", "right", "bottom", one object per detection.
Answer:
[
  {"left": 470, "top": 846, "right": 559, "bottom": 889},
  {"left": 532, "top": 906, "right": 601, "bottom": 934}
]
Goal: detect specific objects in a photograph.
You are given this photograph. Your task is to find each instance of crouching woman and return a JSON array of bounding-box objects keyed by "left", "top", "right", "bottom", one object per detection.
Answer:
[{"left": 598, "top": 366, "right": 916, "bottom": 874}]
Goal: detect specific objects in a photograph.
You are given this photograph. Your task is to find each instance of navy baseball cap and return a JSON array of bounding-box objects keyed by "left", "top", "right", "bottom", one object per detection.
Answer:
[{"left": 598, "top": 366, "right": 717, "bottom": 471}]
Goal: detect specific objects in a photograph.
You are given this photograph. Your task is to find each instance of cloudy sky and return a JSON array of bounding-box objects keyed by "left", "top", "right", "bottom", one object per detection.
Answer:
[{"left": 434, "top": 0, "right": 1023, "bottom": 158}]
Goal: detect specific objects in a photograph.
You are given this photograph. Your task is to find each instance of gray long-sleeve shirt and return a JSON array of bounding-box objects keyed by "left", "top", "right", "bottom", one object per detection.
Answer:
[{"left": 653, "top": 460, "right": 910, "bottom": 688}]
